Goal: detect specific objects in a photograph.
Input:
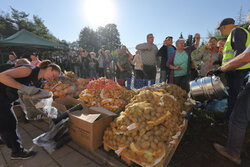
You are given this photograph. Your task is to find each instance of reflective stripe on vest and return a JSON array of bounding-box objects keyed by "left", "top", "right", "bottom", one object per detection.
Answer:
[
  {"left": 222, "top": 50, "right": 234, "bottom": 55},
  {"left": 222, "top": 27, "right": 250, "bottom": 70},
  {"left": 222, "top": 58, "right": 233, "bottom": 63}
]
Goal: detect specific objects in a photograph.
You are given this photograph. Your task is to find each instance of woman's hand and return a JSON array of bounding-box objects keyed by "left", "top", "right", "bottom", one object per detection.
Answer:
[
  {"left": 176, "top": 65, "right": 182, "bottom": 70},
  {"left": 19, "top": 85, "right": 40, "bottom": 95}
]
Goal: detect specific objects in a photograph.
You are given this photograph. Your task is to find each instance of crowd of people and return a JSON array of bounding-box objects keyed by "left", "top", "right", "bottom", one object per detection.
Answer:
[
  {"left": 4, "top": 32, "right": 226, "bottom": 91},
  {"left": 0, "top": 17, "right": 249, "bottom": 164}
]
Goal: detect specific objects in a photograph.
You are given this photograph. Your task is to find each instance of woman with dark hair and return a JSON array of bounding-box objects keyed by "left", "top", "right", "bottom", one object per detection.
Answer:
[
  {"left": 0, "top": 60, "right": 61, "bottom": 160},
  {"left": 194, "top": 37, "right": 221, "bottom": 77},
  {"left": 30, "top": 52, "right": 41, "bottom": 67}
]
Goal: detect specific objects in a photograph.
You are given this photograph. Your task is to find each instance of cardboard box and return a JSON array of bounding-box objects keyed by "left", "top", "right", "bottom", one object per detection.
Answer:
[
  {"left": 69, "top": 107, "right": 115, "bottom": 151},
  {"left": 54, "top": 96, "right": 85, "bottom": 111},
  {"left": 43, "top": 96, "right": 84, "bottom": 124}
]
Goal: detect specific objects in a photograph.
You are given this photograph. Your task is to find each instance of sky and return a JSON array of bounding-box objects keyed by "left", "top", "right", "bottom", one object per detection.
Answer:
[{"left": 0, "top": 0, "right": 249, "bottom": 54}]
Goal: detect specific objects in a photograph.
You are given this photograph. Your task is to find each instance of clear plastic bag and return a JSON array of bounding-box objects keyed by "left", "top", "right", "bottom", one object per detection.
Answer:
[
  {"left": 18, "top": 89, "right": 58, "bottom": 120},
  {"left": 33, "top": 118, "right": 70, "bottom": 154}
]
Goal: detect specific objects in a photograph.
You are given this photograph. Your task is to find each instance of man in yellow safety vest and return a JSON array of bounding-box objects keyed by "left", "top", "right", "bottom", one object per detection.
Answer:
[
  {"left": 218, "top": 18, "right": 250, "bottom": 120},
  {"left": 208, "top": 45, "right": 250, "bottom": 165}
]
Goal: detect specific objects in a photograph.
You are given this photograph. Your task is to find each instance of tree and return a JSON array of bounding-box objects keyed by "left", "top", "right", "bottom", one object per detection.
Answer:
[
  {"left": 78, "top": 27, "right": 98, "bottom": 52},
  {"left": 96, "top": 26, "right": 106, "bottom": 49},
  {"left": 78, "top": 24, "right": 121, "bottom": 52},
  {"left": 236, "top": 7, "right": 245, "bottom": 25},
  {"left": 0, "top": 7, "right": 59, "bottom": 42},
  {"left": 69, "top": 41, "right": 79, "bottom": 51},
  {"left": 207, "top": 29, "right": 222, "bottom": 39},
  {"left": 0, "top": 7, "right": 69, "bottom": 64},
  {"left": 102, "top": 24, "right": 121, "bottom": 50},
  {"left": 0, "top": 13, "right": 17, "bottom": 39},
  {"left": 33, "top": 15, "right": 56, "bottom": 42},
  {"left": 10, "top": 7, "right": 36, "bottom": 32}
]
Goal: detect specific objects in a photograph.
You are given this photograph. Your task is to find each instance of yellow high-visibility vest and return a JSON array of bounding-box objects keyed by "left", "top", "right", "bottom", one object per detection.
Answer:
[{"left": 222, "top": 27, "right": 250, "bottom": 70}]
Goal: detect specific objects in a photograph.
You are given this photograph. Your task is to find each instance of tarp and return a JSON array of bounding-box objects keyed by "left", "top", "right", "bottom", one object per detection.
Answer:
[{"left": 0, "top": 29, "right": 66, "bottom": 49}]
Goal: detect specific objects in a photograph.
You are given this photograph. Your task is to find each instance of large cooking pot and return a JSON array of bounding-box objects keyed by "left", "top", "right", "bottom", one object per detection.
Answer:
[{"left": 189, "top": 76, "right": 228, "bottom": 101}]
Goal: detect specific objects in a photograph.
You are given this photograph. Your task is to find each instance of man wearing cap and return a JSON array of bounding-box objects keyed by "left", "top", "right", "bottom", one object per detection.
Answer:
[
  {"left": 217, "top": 18, "right": 250, "bottom": 120},
  {"left": 157, "top": 36, "right": 176, "bottom": 82},
  {"left": 6, "top": 52, "right": 17, "bottom": 65},
  {"left": 208, "top": 45, "right": 250, "bottom": 165}
]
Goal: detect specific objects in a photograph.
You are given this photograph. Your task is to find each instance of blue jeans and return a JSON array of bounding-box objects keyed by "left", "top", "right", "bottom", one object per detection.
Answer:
[{"left": 226, "top": 83, "right": 250, "bottom": 156}]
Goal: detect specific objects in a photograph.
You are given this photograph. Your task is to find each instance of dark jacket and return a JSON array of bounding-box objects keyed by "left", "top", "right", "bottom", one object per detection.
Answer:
[{"left": 157, "top": 45, "right": 176, "bottom": 71}]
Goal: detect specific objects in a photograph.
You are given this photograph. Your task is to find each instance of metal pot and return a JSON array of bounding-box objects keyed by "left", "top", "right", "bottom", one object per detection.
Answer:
[{"left": 189, "top": 76, "right": 228, "bottom": 101}]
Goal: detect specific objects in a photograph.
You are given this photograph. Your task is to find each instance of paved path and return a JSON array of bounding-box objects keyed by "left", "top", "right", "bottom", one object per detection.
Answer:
[{"left": 0, "top": 120, "right": 128, "bottom": 167}]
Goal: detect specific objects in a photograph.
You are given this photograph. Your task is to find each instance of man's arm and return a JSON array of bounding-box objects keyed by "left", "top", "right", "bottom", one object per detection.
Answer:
[
  {"left": 116, "top": 62, "right": 124, "bottom": 72},
  {"left": 207, "top": 46, "right": 250, "bottom": 76},
  {"left": 221, "top": 49, "right": 250, "bottom": 72},
  {"left": 136, "top": 43, "right": 148, "bottom": 51},
  {"left": 194, "top": 33, "right": 200, "bottom": 49},
  {"left": 193, "top": 49, "right": 204, "bottom": 62}
]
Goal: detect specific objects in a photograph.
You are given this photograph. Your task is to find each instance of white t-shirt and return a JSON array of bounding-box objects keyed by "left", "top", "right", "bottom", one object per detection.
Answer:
[{"left": 132, "top": 54, "right": 143, "bottom": 70}]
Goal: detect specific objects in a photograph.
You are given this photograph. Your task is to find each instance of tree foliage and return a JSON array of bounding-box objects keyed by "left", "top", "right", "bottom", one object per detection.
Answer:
[
  {"left": 236, "top": 7, "right": 245, "bottom": 25},
  {"left": 78, "top": 23, "right": 121, "bottom": 52},
  {"left": 0, "top": 7, "right": 59, "bottom": 42},
  {"left": 207, "top": 8, "right": 249, "bottom": 41},
  {"left": 79, "top": 27, "right": 98, "bottom": 52},
  {"left": 0, "top": 7, "right": 69, "bottom": 64}
]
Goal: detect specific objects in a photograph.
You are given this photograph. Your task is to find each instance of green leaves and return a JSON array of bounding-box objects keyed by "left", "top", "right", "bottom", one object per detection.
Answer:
[
  {"left": 78, "top": 24, "right": 121, "bottom": 52},
  {"left": 0, "top": 7, "right": 58, "bottom": 42}
]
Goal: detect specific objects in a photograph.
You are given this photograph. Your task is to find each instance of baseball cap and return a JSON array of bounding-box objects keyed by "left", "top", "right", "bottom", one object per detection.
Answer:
[
  {"left": 165, "top": 36, "right": 173, "bottom": 40},
  {"left": 217, "top": 18, "right": 235, "bottom": 30}
]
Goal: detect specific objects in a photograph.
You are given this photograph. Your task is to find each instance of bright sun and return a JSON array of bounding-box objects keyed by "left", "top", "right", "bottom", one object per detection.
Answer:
[{"left": 83, "top": 0, "right": 116, "bottom": 28}]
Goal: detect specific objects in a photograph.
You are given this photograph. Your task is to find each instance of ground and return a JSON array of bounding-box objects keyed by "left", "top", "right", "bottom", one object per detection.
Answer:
[
  {"left": 169, "top": 109, "right": 250, "bottom": 167},
  {"left": 0, "top": 109, "right": 249, "bottom": 167}
]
